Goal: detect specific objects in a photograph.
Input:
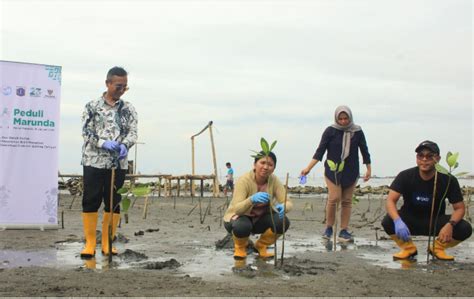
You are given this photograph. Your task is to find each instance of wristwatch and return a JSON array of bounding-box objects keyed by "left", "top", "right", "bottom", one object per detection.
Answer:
[{"left": 448, "top": 220, "right": 457, "bottom": 227}]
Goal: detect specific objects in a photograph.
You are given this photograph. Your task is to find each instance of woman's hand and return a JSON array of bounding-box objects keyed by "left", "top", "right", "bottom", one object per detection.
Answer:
[
  {"left": 250, "top": 192, "right": 270, "bottom": 204},
  {"left": 363, "top": 165, "right": 372, "bottom": 182},
  {"left": 300, "top": 168, "right": 310, "bottom": 176},
  {"left": 301, "top": 159, "right": 318, "bottom": 177}
]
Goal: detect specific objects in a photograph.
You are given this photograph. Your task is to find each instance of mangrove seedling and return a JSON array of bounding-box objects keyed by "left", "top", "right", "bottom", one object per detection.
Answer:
[
  {"left": 327, "top": 159, "right": 345, "bottom": 250},
  {"left": 250, "top": 137, "right": 280, "bottom": 266},
  {"left": 427, "top": 151, "right": 468, "bottom": 262}
]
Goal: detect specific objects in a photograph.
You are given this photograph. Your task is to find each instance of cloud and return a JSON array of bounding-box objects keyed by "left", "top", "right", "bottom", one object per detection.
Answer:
[{"left": 2, "top": 0, "right": 472, "bottom": 177}]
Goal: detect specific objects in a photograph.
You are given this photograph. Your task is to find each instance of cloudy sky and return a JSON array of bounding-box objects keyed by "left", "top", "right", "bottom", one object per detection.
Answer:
[{"left": 1, "top": 0, "right": 472, "bottom": 181}]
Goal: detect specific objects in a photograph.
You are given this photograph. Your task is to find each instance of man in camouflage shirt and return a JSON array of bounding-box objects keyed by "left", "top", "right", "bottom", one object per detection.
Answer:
[{"left": 80, "top": 66, "right": 137, "bottom": 259}]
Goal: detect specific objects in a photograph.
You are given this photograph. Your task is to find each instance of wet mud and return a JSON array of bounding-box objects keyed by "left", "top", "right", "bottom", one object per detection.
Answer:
[
  {"left": 0, "top": 194, "right": 473, "bottom": 297},
  {"left": 143, "top": 258, "right": 180, "bottom": 270}
]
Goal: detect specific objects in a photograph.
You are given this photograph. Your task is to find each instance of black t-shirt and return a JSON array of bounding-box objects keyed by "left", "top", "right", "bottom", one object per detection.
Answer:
[{"left": 390, "top": 167, "right": 463, "bottom": 218}]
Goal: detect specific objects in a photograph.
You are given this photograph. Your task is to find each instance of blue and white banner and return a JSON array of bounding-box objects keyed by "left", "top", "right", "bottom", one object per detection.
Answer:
[{"left": 0, "top": 61, "right": 61, "bottom": 229}]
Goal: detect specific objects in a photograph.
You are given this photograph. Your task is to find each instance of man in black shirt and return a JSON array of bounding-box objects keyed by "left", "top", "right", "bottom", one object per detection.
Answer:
[{"left": 381, "top": 141, "right": 472, "bottom": 261}]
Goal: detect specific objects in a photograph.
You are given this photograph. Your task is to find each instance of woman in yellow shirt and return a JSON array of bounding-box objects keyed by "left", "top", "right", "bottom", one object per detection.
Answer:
[{"left": 223, "top": 151, "right": 293, "bottom": 260}]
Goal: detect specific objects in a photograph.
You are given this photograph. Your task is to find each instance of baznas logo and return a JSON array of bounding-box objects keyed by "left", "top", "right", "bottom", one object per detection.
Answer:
[
  {"left": 16, "top": 87, "right": 26, "bottom": 97},
  {"left": 30, "top": 87, "right": 42, "bottom": 97},
  {"left": 1, "top": 107, "right": 8, "bottom": 117},
  {"left": 2, "top": 86, "right": 12, "bottom": 96}
]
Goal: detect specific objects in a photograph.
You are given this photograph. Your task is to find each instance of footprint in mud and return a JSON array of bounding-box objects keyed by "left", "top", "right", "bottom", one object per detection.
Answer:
[
  {"left": 232, "top": 264, "right": 257, "bottom": 278},
  {"left": 143, "top": 258, "right": 181, "bottom": 270},
  {"left": 356, "top": 244, "right": 386, "bottom": 252},
  {"left": 279, "top": 258, "right": 338, "bottom": 276}
]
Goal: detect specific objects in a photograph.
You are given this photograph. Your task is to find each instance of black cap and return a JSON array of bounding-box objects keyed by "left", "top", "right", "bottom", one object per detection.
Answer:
[{"left": 415, "top": 140, "right": 440, "bottom": 155}]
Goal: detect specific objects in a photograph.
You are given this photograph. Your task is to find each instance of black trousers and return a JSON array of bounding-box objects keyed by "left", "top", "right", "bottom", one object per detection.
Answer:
[
  {"left": 224, "top": 213, "right": 290, "bottom": 238},
  {"left": 381, "top": 211, "right": 472, "bottom": 241},
  {"left": 82, "top": 166, "right": 126, "bottom": 213}
]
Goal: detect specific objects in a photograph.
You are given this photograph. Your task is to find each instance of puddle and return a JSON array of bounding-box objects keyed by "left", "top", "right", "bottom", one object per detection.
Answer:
[
  {"left": 1, "top": 235, "right": 472, "bottom": 275},
  {"left": 356, "top": 237, "right": 474, "bottom": 270}
]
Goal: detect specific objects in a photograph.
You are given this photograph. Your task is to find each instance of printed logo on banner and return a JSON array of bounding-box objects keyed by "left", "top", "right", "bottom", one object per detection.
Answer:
[
  {"left": 29, "top": 87, "right": 42, "bottom": 97},
  {"left": 0, "top": 107, "right": 9, "bottom": 125},
  {"left": 2, "top": 86, "right": 12, "bottom": 96},
  {"left": 16, "top": 87, "right": 26, "bottom": 97},
  {"left": 44, "top": 89, "right": 56, "bottom": 98}
]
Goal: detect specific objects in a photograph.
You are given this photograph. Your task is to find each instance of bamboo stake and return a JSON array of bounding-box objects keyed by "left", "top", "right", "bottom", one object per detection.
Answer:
[
  {"left": 191, "top": 137, "right": 196, "bottom": 197},
  {"left": 427, "top": 170, "right": 439, "bottom": 263},
  {"left": 142, "top": 195, "right": 149, "bottom": 219},
  {"left": 208, "top": 122, "right": 219, "bottom": 197},
  {"left": 280, "top": 173, "right": 289, "bottom": 267},
  {"left": 334, "top": 199, "right": 339, "bottom": 251},
  {"left": 108, "top": 167, "right": 115, "bottom": 264}
]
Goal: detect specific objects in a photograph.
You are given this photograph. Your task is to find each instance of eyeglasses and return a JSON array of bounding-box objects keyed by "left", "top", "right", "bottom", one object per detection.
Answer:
[
  {"left": 416, "top": 153, "right": 436, "bottom": 160},
  {"left": 114, "top": 84, "right": 129, "bottom": 92}
]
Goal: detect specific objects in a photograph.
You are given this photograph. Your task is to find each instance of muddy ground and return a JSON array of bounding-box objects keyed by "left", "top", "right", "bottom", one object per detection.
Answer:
[{"left": 1, "top": 193, "right": 473, "bottom": 297}]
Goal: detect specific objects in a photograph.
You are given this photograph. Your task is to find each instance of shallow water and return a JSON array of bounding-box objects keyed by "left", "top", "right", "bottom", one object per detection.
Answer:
[{"left": 1, "top": 236, "right": 472, "bottom": 275}]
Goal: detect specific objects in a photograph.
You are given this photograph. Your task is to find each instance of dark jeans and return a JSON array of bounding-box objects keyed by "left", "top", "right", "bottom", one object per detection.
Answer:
[
  {"left": 82, "top": 166, "right": 126, "bottom": 213},
  {"left": 224, "top": 213, "right": 290, "bottom": 238},
  {"left": 381, "top": 211, "right": 472, "bottom": 241}
]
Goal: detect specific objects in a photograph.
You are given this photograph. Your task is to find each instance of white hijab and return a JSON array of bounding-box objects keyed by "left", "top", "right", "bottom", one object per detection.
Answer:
[{"left": 330, "top": 105, "right": 361, "bottom": 161}]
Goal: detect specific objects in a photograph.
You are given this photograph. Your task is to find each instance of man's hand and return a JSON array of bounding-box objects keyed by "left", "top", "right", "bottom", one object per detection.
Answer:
[
  {"left": 438, "top": 223, "right": 453, "bottom": 243},
  {"left": 102, "top": 140, "right": 119, "bottom": 151},
  {"left": 118, "top": 144, "right": 128, "bottom": 160},
  {"left": 394, "top": 218, "right": 411, "bottom": 241}
]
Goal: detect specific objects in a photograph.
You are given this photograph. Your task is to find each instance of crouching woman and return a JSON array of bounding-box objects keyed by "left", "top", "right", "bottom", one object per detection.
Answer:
[{"left": 223, "top": 151, "right": 292, "bottom": 261}]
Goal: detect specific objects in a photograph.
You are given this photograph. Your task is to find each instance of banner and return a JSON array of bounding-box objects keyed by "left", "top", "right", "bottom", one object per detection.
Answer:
[{"left": 0, "top": 61, "right": 61, "bottom": 229}]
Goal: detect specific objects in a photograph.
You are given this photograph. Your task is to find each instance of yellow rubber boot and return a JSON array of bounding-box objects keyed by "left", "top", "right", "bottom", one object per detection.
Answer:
[
  {"left": 255, "top": 228, "right": 280, "bottom": 259},
  {"left": 233, "top": 258, "right": 247, "bottom": 269},
  {"left": 84, "top": 258, "right": 97, "bottom": 269},
  {"left": 232, "top": 234, "right": 249, "bottom": 260},
  {"left": 390, "top": 235, "right": 418, "bottom": 260},
  {"left": 101, "top": 212, "right": 121, "bottom": 256},
  {"left": 429, "top": 239, "right": 461, "bottom": 261},
  {"left": 80, "top": 212, "right": 98, "bottom": 258}
]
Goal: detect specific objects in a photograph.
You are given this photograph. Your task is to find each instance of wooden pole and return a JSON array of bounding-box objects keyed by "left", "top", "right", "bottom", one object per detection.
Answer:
[
  {"left": 427, "top": 170, "right": 439, "bottom": 263},
  {"left": 209, "top": 122, "right": 219, "bottom": 197},
  {"left": 108, "top": 167, "right": 115, "bottom": 264},
  {"left": 177, "top": 178, "right": 181, "bottom": 197},
  {"left": 280, "top": 173, "right": 289, "bottom": 266},
  {"left": 191, "top": 137, "right": 196, "bottom": 197},
  {"left": 158, "top": 177, "right": 162, "bottom": 197}
]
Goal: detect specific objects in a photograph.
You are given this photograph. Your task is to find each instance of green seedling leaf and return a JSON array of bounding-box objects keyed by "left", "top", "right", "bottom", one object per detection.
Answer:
[
  {"left": 447, "top": 152, "right": 459, "bottom": 168},
  {"left": 117, "top": 187, "right": 129, "bottom": 194},
  {"left": 327, "top": 160, "right": 337, "bottom": 172},
  {"left": 435, "top": 163, "right": 449, "bottom": 175},
  {"left": 121, "top": 197, "right": 131, "bottom": 213},
  {"left": 338, "top": 161, "right": 345, "bottom": 173},
  {"left": 454, "top": 171, "right": 469, "bottom": 177},
  {"left": 269, "top": 140, "right": 277, "bottom": 152},
  {"left": 260, "top": 137, "right": 269, "bottom": 154},
  {"left": 446, "top": 151, "right": 453, "bottom": 162},
  {"left": 352, "top": 195, "right": 359, "bottom": 204},
  {"left": 132, "top": 186, "right": 151, "bottom": 197}
]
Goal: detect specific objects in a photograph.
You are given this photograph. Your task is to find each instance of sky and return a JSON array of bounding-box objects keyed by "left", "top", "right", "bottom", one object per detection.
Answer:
[{"left": 1, "top": 0, "right": 472, "bottom": 181}]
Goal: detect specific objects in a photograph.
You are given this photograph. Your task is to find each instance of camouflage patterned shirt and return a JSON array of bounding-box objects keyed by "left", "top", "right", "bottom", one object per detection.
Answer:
[{"left": 81, "top": 95, "right": 138, "bottom": 169}]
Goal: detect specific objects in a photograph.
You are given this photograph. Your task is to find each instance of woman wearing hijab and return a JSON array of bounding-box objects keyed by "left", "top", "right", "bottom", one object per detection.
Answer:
[{"left": 301, "top": 105, "right": 371, "bottom": 242}]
